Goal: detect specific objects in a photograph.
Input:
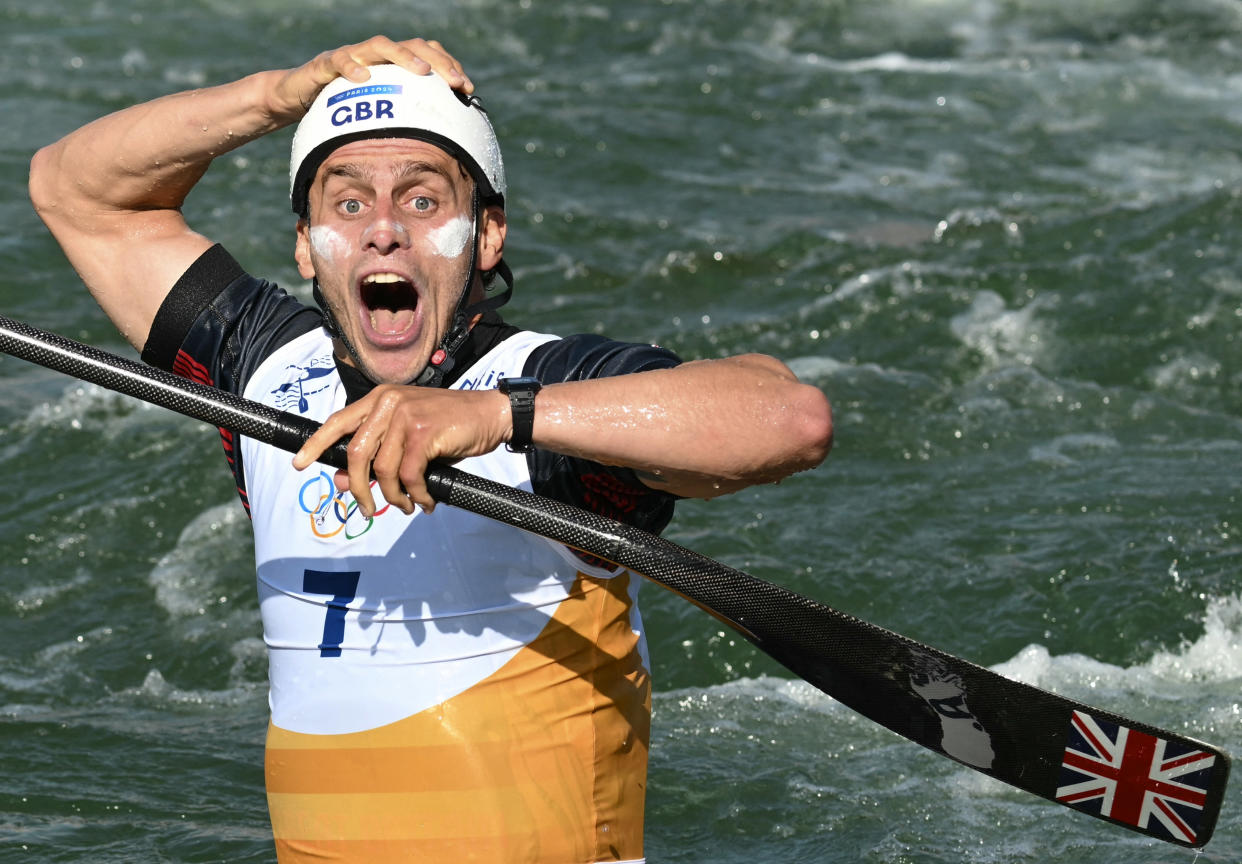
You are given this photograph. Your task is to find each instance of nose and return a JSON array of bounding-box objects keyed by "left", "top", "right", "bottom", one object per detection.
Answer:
[{"left": 360, "top": 204, "right": 411, "bottom": 254}]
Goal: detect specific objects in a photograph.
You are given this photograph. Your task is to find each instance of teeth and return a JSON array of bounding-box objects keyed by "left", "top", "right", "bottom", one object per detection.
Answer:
[{"left": 362, "top": 273, "right": 405, "bottom": 285}]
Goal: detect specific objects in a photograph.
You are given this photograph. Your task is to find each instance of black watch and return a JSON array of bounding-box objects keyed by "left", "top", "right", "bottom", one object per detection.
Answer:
[{"left": 498, "top": 377, "right": 542, "bottom": 453}]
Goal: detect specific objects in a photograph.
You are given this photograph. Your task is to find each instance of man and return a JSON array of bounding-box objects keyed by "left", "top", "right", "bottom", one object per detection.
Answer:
[{"left": 29, "top": 36, "right": 832, "bottom": 863}]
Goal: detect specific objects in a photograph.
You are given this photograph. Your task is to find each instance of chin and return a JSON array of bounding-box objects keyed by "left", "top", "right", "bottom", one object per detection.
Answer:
[
  {"left": 360, "top": 355, "right": 427, "bottom": 386},
  {"left": 337, "top": 335, "right": 428, "bottom": 386}
]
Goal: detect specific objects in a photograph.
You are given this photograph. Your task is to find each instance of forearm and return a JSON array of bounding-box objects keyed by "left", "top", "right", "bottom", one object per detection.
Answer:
[
  {"left": 293, "top": 353, "right": 832, "bottom": 515},
  {"left": 530, "top": 355, "right": 833, "bottom": 499},
  {"left": 30, "top": 69, "right": 290, "bottom": 221}
]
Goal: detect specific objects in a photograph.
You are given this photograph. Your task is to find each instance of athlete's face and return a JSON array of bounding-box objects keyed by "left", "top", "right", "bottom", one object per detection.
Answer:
[{"left": 294, "top": 138, "right": 505, "bottom": 385}]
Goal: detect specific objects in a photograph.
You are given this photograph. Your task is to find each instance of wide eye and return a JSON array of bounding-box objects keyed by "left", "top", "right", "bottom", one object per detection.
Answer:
[
  {"left": 412, "top": 196, "right": 433, "bottom": 213},
  {"left": 340, "top": 198, "right": 363, "bottom": 216}
]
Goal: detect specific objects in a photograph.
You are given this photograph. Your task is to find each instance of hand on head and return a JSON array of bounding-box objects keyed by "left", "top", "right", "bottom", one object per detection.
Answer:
[{"left": 270, "top": 35, "right": 473, "bottom": 124}]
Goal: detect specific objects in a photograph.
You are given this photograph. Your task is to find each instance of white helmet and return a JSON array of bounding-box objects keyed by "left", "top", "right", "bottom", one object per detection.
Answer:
[{"left": 289, "top": 64, "right": 505, "bottom": 215}]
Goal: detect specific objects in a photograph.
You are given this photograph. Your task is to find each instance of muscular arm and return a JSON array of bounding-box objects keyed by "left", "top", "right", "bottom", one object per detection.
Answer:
[
  {"left": 294, "top": 352, "right": 833, "bottom": 514},
  {"left": 28, "top": 72, "right": 278, "bottom": 348},
  {"left": 28, "top": 36, "right": 470, "bottom": 351},
  {"left": 531, "top": 354, "right": 832, "bottom": 499}
]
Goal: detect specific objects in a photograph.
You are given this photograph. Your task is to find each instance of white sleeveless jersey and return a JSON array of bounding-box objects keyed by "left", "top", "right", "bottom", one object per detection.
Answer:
[{"left": 238, "top": 327, "right": 652, "bottom": 863}]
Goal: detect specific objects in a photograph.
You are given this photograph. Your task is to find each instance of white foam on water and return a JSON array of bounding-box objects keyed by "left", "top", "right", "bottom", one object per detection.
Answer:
[
  {"left": 797, "top": 268, "right": 884, "bottom": 313},
  {"left": 6, "top": 571, "right": 91, "bottom": 615},
  {"left": 18, "top": 381, "right": 154, "bottom": 435},
  {"left": 1146, "top": 352, "right": 1224, "bottom": 394},
  {"left": 147, "top": 502, "right": 249, "bottom": 618},
  {"left": 786, "top": 352, "right": 937, "bottom": 396},
  {"left": 1149, "top": 596, "right": 1242, "bottom": 682},
  {"left": 1028, "top": 432, "right": 1120, "bottom": 467},
  {"left": 996, "top": 593, "right": 1242, "bottom": 695},
  {"left": 819, "top": 51, "right": 957, "bottom": 76},
  {"left": 116, "top": 667, "right": 264, "bottom": 709},
  {"left": 950, "top": 289, "right": 1054, "bottom": 370},
  {"left": 0, "top": 623, "right": 116, "bottom": 701},
  {"left": 990, "top": 598, "right": 1242, "bottom": 756},
  {"left": 1087, "top": 140, "right": 1242, "bottom": 206},
  {"left": 784, "top": 355, "right": 848, "bottom": 381}
]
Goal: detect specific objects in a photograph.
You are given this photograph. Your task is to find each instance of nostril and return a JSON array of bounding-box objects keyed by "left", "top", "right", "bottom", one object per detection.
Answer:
[{"left": 362, "top": 219, "right": 411, "bottom": 249}]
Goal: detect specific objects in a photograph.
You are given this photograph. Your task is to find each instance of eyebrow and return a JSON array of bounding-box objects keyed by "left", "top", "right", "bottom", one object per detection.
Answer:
[{"left": 321, "top": 160, "right": 455, "bottom": 186}]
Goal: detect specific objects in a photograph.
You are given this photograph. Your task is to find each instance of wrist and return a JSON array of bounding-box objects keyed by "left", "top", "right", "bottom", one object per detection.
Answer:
[
  {"left": 253, "top": 70, "right": 312, "bottom": 130},
  {"left": 497, "top": 377, "right": 541, "bottom": 454}
]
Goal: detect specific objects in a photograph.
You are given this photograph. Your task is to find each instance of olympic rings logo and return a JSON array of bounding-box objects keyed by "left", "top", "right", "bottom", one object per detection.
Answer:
[{"left": 298, "top": 471, "right": 392, "bottom": 539}]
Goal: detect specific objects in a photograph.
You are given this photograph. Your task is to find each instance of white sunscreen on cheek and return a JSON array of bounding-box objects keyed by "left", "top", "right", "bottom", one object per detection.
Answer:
[
  {"left": 425, "top": 216, "right": 472, "bottom": 259},
  {"left": 309, "top": 224, "right": 350, "bottom": 266}
]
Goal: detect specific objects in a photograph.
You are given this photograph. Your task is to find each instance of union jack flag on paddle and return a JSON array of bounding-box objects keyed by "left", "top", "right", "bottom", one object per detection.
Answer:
[{"left": 1056, "top": 709, "right": 1219, "bottom": 845}]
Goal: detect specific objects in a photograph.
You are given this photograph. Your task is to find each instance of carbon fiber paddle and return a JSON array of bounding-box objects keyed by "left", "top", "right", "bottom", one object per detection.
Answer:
[{"left": 0, "top": 313, "right": 1230, "bottom": 848}]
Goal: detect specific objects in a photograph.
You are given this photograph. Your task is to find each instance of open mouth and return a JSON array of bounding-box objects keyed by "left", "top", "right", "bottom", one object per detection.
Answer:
[{"left": 359, "top": 273, "right": 419, "bottom": 338}]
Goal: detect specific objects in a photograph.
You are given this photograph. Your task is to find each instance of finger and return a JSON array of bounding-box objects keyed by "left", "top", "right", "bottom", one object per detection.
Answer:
[
  {"left": 329, "top": 45, "right": 379, "bottom": 83},
  {"left": 393, "top": 37, "right": 472, "bottom": 92},
  {"left": 293, "top": 408, "right": 360, "bottom": 470},
  {"left": 399, "top": 455, "right": 435, "bottom": 514},
  {"left": 344, "top": 434, "right": 378, "bottom": 518},
  {"left": 348, "top": 35, "right": 435, "bottom": 79},
  {"left": 317, "top": 36, "right": 403, "bottom": 83},
  {"left": 341, "top": 400, "right": 399, "bottom": 518},
  {"left": 423, "top": 39, "right": 473, "bottom": 93},
  {"left": 372, "top": 426, "right": 416, "bottom": 515}
]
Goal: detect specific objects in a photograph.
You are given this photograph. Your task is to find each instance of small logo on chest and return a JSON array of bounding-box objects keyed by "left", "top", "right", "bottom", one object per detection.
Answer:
[{"left": 272, "top": 358, "right": 335, "bottom": 413}]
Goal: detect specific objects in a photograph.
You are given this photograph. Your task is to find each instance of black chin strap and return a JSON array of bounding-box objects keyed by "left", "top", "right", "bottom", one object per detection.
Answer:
[{"left": 313, "top": 278, "right": 343, "bottom": 340}]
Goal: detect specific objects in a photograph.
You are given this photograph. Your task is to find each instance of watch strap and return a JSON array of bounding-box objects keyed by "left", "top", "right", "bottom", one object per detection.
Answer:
[{"left": 498, "top": 377, "right": 541, "bottom": 454}]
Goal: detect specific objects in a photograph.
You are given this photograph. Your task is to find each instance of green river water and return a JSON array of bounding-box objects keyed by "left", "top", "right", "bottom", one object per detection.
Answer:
[{"left": 2, "top": 1, "right": 1240, "bottom": 861}]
